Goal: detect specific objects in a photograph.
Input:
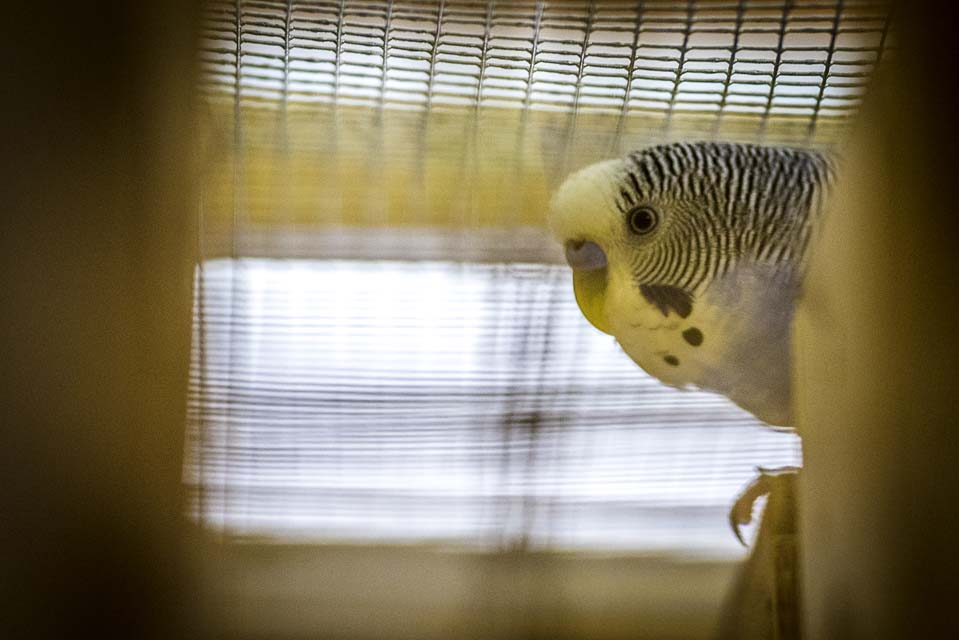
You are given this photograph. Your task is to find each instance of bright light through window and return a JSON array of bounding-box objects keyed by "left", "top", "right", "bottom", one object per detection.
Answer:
[{"left": 186, "top": 259, "right": 801, "bottom": 558}]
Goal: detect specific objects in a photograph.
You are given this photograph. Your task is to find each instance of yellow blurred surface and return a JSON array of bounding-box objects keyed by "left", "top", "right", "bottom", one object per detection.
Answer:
[{"left": 200, "top": 100, "right": 845, "bottom": 238}]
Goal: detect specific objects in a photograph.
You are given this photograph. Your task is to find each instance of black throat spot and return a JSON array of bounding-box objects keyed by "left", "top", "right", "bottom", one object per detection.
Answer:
[{"left": 639, "top": 284, "right": 694, "bottom": 318}]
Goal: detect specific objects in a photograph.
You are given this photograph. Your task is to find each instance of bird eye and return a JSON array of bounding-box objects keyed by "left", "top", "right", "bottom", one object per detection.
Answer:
[{"left": 628, "top": 207, "right": 658, "bottom": 235}]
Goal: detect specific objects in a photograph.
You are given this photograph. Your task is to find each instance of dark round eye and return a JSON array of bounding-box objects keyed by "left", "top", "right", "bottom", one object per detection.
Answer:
[{"left": 628, "top": 207, "right": 658, "bottom": 235}]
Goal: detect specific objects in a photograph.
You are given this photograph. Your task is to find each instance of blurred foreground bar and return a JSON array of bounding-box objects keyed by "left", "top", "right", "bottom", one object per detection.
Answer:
[
  {"left": 795, "top": 2, "right": 959, "bottom": 637},
  {"left": 0, "top": 1, "right": 199, "bottom": 638}
]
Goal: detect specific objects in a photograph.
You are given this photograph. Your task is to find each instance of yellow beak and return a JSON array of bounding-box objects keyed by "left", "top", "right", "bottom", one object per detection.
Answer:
[
  {"left": 572, "top": 267, "right": 613, "bottom": 335},
  {"left": 564, "top": 240, "right": 613, "bottom": 335}
]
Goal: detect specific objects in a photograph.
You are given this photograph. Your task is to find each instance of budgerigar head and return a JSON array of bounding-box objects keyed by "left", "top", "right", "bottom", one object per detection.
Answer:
[
  {"left": 548, "top": 142, "right": 832, "bottom": 425},
  {"left": 549, "top": 144, "right": 728, "bottom": 337}
]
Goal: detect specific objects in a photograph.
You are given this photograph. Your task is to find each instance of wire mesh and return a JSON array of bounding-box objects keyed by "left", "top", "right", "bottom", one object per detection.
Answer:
[
  {"left": 200, "top": 0, "right": 891, "bottom": 123},
  {"left": 188, "top": 0, "right": 891, "bottom": 557}
]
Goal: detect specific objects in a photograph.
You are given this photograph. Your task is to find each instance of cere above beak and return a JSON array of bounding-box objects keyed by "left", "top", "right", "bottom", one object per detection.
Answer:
[{"left": 564, "top": 239, "right": 607, "bottom": 271}]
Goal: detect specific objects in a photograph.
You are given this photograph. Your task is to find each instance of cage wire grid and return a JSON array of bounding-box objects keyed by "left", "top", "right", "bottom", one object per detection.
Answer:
[
  {"left": 200, "top": 0, "right": 891, "bottom": 120},
  {"left": 187, "top": 1, "right": 891, "bottom": 556}
]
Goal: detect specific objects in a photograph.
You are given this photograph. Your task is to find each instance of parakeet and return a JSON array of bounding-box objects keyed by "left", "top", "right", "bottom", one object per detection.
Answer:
[{"left": 549, "top": 141, "right": 833, "bottom": 428}]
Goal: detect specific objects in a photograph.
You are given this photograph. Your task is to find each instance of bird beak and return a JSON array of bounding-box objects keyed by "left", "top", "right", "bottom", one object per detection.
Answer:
[{"left": 564, "top": 240, "right": 613, "bottom": 335}]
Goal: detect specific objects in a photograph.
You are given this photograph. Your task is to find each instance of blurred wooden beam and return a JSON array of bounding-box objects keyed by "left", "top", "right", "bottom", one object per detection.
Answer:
[
  {"left": 795, "top": 3, "right": 959, "bottom": 637},
  {"left": 203, "top": 544, "right": 737, "bottom": 640},
  {"left": 0, "top": 2, "right": 199, "bottom": 638}
]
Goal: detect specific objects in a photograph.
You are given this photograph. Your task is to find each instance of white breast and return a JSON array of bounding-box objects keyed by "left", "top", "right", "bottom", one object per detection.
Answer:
[{"left": 609, "top": 262, "right": 799, "bottom": 427}]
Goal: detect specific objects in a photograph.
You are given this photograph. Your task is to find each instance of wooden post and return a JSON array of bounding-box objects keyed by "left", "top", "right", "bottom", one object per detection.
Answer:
[
  {"left": 794, "top": 3, "right": 959, "bottom": 637},
  {"left": 0, "top": 2, "right": 200, "bottom": 637}
]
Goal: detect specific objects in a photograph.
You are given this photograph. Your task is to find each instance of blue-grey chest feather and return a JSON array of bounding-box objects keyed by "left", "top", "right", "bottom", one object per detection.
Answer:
[{"left": 693, "top": 262, "right": 799, "bottom": 425}]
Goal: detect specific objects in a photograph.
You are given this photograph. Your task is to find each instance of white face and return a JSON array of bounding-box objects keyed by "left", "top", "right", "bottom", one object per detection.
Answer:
[
  {"left": 549, "top": 159, "right": 683, "bottom": 288},
  {"left": 548, "top": 157, "right": 698, "bottom": 330},
  {"left": 548, "top": 159, "right": 626, "bottom": 251}
]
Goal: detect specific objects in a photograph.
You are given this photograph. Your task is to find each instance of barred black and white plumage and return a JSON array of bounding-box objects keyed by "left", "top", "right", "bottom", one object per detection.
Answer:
[{"left": 549, "top": 142, "right": 834, "bottom": 426}]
